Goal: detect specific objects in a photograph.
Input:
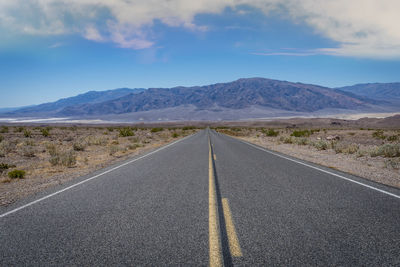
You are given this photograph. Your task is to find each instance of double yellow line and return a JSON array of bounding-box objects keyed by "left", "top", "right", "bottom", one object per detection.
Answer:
[{"left": 208, "top": 135, "right": 242, "bottom": 267}]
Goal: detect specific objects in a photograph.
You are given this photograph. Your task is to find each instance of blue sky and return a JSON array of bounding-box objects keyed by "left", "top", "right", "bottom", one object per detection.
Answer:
[{"left": 0, "top": 1, "right": 399, "bottom": 108}]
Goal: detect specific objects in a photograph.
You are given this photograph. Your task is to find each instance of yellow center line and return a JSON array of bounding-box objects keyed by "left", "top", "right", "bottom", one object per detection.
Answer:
[
  {"left": 222, "top": 198, "right": 243, "bottom": 257},
  {"left": 208, "top": 137, "right": 223, "bottom": 267}
]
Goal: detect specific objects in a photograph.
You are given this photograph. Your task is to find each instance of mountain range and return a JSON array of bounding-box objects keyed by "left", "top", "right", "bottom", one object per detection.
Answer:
[{"left": 2, "top": 78, "right": 399, "bottom": 121}]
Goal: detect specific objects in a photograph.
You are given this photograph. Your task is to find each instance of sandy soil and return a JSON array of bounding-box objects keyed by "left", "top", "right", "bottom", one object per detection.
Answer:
[{"left": 0, "top": 125, "right": 198, "bottom": 206}]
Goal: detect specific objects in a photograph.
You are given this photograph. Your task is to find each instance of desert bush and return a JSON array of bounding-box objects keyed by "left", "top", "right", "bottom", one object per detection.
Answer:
[
  {"left": 119, "top": 127, "right": 135, "bottom": 137},
  {"left": 385, "top": 158, "right": 400, "bottom": 170},
  {"left": 128, "top": 137, "right": 139, "bottom": 143},
  {"left": 356, "top": 150, "right": 368, "bottom": 158},
  {"left": 0, "top": 135, "right": 3, "bottom": 143},
  {"left": 263, "top": 128, "right": 279, "bottom": 137},
  {"left": 372, "top": 130, "right": 386, "bottom": 140},
  {"left": 107, "top": 127, "right": 114, "bottom": 132},
  {"left": 0, "top": 141, "right": 14, "bottom": 154},
  {"left": 370, "top": 144, "right": 400, "bottom": 158},
  {"left": 313, "top": 140, "right": 328, "bottom": 150},
  {"left": 40, "top": 128, "right": 50, "bottom": 137},
  {"left": 46, "top": 143, "right": 57, "bottom": 156},
  {"left": 86, "top": 136, "right": 108, "bottom": 146},
  {"left": 15, "top": 127, "right": 24, "bottom": 133},
  {"left": 291, "top": 130, "right": 311, "bottom": 137},
  {"left": 294, "top": 137, "right": 309, "bottom": 145},
  {"left": 387, "top": 135, "right": 399, "bottom": 142},
  {"left": 0, "top": 163, "right": 15, "bottom": 172},
  {"left": 109, "top": 145, "right": 120, "bottom": 155},
  {"left": 49, "top": 150, "right": 76, "bottom": 167},
  {"left": 182, "top": 126, "right": 196, "bottom": 130},
  {"left": 127, "top": 143, "right": 141, "bottom": 150},
  {"left": 334, "top": 143, "right": 359, "bottom": 154},
  {"left": 348, "top": 132, "right": 356, "bottom": 136},
  {"left": 150, "top": 127, "right": 163, "bottom": 133},
  {"left": 172, "top": 132, "right": 179, "bottom": 138},
  {"left": 73, "top": 142, "right": 86, "bottom": 151},
  {"left": 23, "top": 129, "right": 32, "bottom": 138},
  {"left": 0, "top": 126, "right": 8, "bottom": 133},
  {"left": 61, "top": 150, "right": 77, "bottom": 167},
  {"left": 8, "top": 169, "right": 25, "bottom": 179},
  {"left": 22, "top": 146, "right": 35, "bottom": 157},
  {"left": 282, "top": 136, "right": 293, "bottom": 144}
]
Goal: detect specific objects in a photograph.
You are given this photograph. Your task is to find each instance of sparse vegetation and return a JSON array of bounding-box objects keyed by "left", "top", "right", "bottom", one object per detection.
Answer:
[
  {"left": 182, "top": 126, "right": 196, "bottom": 131},
  {"left": 40, "top": 128, "right": 50, "bottom": 137},
  {"left": 0, "top": 163, "right": 15, "bottom": 172},
  {"left": 150, "top": 127, "right": 163, "bottom": 133},
  {"left": 109, "top": 145, "right": 120, "bottom": 155},
  {"left": 294, "top": 137, "right": 309, "bottom": 145},
  {"left": 334, "top": 143, "right": 359, "bottom": 154},
  {"left": 291, "top": 130, "right": 311, "bottom": 137},
  {"left": 0, "top": 126, "right": 8, "bottom": 133},
  {"left": 387, "top": 135, "right": 398, "bottom": 142},
  {"left": 263, "top": 128, "right": 279, "bottom": 137},
  {"left": 49, "top": 150, "right": 76, "bottom": 167},
  {"left": 22, "top": 146, "right": 36, "bottom": 157},
  {"left": 23, "top": 129, "right": 32, "bottom": 138},
  {"left": 370, "top": 144, "right": 400, "bottom": 158},
  {"left": 73, "top": 142, "right": 86, "bottom": 151},
  {"left": 372, "top": 130, "right": 386, "bottom": 140},
  {"left": 15, "top": 127, "right": 24, "bottom": 133},
  {"left": 313, "top": 140, "right": 328, "bottom": 150},
  {"left": 8, "top": 170, "right": 26, "bottom": 179},
  {"left": 119, "top": 127, "right": 135, "bottom": 137}
]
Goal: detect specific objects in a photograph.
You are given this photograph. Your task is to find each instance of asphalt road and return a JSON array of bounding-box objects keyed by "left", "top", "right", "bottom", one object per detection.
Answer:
[{"left": 1, "top": 129, "right": 400, "bottom": 266}]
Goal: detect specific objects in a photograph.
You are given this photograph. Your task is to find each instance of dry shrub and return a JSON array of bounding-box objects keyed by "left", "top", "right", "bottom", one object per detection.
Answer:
[
  {"left": 109, "top": 145, "right": 120, "bottom": 155},
  {"left": 49, "top": 149, "right": 76, "bottom": 167},
  {"left": 370, "top": 144, "right": 400, "bottom": 158},
  {"left": 334, "top": 143, "right": 359, "bottom": 154},
  {"left": 313, "top": 140, "right": 328, "bottom": 150},
  {"left": 21, "top": 146, "right": 36, "bottom": 157},
  {"left": 294, "top": 137, "right": 309, "bottom": 145},
  {"left": 73, "top": 142, "right": 86, "bottom": 151},
  {"left": 8, "top": 169, "right": 26, "bottom": 179}
]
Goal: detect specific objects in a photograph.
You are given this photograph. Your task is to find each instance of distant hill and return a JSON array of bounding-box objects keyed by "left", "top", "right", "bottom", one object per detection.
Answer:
[
  {"left": 58, "top": 78, "right": 376, "bottom": 116},
  {"left": 4, "top": 78, "right": 400, "bottom": 121},
  {"left": 8, "top": 88, "right": 145, "bottom": 116},
  {"left": 338, "top": 83, "right": 400, "bottom": 100}
]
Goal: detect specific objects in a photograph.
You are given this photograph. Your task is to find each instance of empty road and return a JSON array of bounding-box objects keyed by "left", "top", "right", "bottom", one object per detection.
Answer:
[{"left": 1, "top": 129, "right": 400, "bottom": 266}]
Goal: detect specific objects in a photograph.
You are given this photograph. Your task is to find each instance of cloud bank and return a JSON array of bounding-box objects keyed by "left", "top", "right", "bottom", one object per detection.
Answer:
[{"left": 0, "top": 0, "right": 399, "bottom": 58}]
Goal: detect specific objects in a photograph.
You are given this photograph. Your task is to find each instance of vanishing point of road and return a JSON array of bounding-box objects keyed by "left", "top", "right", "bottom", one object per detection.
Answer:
[{"left": 1, "top": 129, "right": 400, "bottom": 266}]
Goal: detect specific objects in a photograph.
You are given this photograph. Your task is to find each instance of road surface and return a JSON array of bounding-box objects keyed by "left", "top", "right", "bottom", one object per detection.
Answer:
[{"left": 1, "top": 129, "right": 399, "bottom": 266}]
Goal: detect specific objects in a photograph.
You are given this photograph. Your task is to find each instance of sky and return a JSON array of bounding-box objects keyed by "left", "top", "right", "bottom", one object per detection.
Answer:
[{"left": 0, "top": 0, "right": 400, "bottom": 108}]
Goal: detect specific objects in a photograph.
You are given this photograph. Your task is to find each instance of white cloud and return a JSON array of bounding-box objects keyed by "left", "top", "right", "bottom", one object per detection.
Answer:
[
  {"left": 0, "top": 0, "right": 399, "bottom": 58},
  {"left": 83, "top": 25, "right": 104, "bottom": 42}
]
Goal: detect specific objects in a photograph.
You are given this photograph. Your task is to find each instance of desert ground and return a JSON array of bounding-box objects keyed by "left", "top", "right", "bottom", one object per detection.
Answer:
[{"left": 0, "top": 125, "right": 198, "bottom": 206}]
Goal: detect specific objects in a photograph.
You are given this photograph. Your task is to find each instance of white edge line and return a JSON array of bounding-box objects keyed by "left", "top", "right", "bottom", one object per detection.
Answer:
[
  {"left": 219, "top": 132, "right": 400, "bottom": 200},
  {"left": 0, "top": 133, "right": 195, "bottom": 218}
]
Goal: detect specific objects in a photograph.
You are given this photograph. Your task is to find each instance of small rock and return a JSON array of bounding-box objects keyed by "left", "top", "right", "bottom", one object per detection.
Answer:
[{"left": 326, "top": 135, "right": 340, "bottom": 141}]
